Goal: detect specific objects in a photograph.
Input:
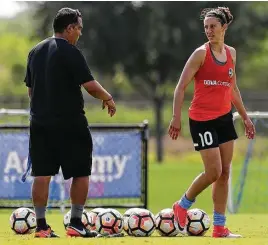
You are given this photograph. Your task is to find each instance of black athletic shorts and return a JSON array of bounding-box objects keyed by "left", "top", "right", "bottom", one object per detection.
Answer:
[
  {"left": 29, "top": 120, "right": 93, "bottom": 180},
  {"left": 189, "top": 111, "right": 238, "bottom": 151}
]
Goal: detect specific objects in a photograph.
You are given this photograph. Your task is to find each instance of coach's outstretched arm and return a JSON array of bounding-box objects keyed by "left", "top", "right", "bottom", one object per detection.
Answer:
[
  {"left": 67, "top": 46, "right": 116, "bottom": 117},
  {"left": 83, "top": 80, "right": 111, "bottom": 100},
  {"left": 83, "top": 80, "right": 116, "bottom": 117}
]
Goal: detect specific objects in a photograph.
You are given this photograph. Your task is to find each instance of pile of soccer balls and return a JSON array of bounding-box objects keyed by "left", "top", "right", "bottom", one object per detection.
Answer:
[{"left": 9, "top": 206, "right": 211, "bottom": 237}]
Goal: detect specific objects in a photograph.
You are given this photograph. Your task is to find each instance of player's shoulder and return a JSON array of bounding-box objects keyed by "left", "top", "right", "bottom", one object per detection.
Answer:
[
  {"left": 225, "top": 44, "right": 236, "bottom": 58},
  {"left": 189, "top": 44, "right": 207, "bottom": 64},
  {"left": 194, "top": 44, "right": 207, "bottom": 55},
  {"left": 225, "top": 44, "right": 236, "bottom": 52},
  {"left": 192, "top": 44, "right": 207, "bottom": 59}
]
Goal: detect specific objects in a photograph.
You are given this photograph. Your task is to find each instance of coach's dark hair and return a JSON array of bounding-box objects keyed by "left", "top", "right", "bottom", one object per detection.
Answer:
[
  {"left": 53, "top": 7, "right": 82, "bottom": 33},
  {"left": 200, "top": 7, "right": 233, "bottom": 26}
]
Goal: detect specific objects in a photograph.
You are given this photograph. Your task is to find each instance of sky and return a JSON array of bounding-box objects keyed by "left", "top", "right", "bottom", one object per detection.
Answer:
[{"left": 0, "top": 1, "right": 27, "bottom": 18}]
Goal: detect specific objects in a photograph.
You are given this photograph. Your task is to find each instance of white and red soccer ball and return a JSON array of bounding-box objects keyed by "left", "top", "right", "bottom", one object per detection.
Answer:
[
  {"left": 155, "top": 208, "right": 180, "bottom": 236},
  {"left": 10, "top": 207, "right": 36, "bottom": 234},
  {"left": 128, "top": 209, "right": 155, "bottom": 237},
  {"left": 63, "top": 209, "right": 91, "bottom": 229},
  {"left": 123, "top": 208, "right": 142, "bottom": 235},
  {"left": 95, "top": 208, "right": 123, "bottom": 235},
  {"left": 87, "top": 208, "right": 106, "bottom": 231},
  {"left": 186, "top": 208, "right": 211, "bottom": 236}
]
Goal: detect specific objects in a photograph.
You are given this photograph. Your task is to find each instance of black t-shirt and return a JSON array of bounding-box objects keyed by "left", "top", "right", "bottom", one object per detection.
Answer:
[{"left": 24, "top": 37, "right": 94, "bottom": 126}]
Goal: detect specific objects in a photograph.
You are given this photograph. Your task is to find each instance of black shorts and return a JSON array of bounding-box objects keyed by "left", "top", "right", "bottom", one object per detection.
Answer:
[
  {"left": 189, "top": 111, "right": 238, "bottom": 151},
  {"left": 29, "top": 120, "right": 93, "bottom": 180}
]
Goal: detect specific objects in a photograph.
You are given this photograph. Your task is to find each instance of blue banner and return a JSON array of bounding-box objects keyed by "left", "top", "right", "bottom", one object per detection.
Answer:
[{"left": 0, "top": 130, "right": 142, "bottom": 200}]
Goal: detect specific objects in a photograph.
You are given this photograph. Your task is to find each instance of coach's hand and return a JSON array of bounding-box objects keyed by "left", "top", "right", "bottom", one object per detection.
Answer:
[
  {"left": 102, "top": 98, "right": 116, "bottom": 117},
  {"left": 244, "top": 117, "right": 255, "bottom": 139},
  {"left": 168, "top": 116, "right": 181, "bottom": 140}
]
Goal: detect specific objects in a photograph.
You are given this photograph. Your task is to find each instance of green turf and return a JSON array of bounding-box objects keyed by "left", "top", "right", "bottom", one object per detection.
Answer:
[
  {"left": 1, "top": 154, "right": 268, "bottom": 244},
  {"left": 1, "top": 211, "right": 268, "bottom": 244}
]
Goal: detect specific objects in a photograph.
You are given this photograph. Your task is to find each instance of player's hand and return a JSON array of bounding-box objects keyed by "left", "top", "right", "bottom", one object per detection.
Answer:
[
  {"left": 243, "top": 117, "right": 255, "bottom": 139},
  {"left": 102, "top": 98, "right": 116, "bottom": 117},
  {"left": 168, "top": 116, "right": 181, "bottom": 140}
]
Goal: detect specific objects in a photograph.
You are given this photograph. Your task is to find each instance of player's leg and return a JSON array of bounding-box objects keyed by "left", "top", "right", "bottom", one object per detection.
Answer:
[
  {"left": 173, "top": 147, "right": 222, "bottom": 231},
  {"left": 61, "top": 124, "right": 97, "bottom": 237},
  {"left": 212, "top": 140, "right": 241, "bottom": 237},
  {"left": 30, "top": 122, "right": 60, "bottom": 238},
  {"left": 212, "top": 112, "right": 241, "bottom": 238},
  {"left": 173, "top": 118, "right": 221, "bottom": 231},
  {"left": 212, "top": 140, "right": 233, "bottom": 219},
  {"left": 187, "top": 148, "right": 222, "bottom": 200}
]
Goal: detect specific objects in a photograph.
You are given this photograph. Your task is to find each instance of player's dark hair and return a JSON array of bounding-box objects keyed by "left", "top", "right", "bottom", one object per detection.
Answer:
[
  {"left": 200, "top": 7, "right": 233, "bottom": 26},
  {"left": 53, "top": 7, "right": 82, "bottom": 33}
]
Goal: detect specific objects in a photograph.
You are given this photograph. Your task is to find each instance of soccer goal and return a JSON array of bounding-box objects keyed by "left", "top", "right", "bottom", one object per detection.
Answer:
[
  {"left": 0, "top": 109, "right": 148, "bottom": 210},
  {"left": 228, "top": 111, "right": 268, "bottom": 213}
]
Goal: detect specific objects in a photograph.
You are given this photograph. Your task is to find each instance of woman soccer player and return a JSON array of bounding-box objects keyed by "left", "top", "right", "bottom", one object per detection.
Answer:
[{"left": 168, "top": 7, "right": 255, "bottom": 238}]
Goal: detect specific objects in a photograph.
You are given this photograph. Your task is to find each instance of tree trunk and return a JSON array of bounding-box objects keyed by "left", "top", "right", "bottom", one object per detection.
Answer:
[{"left": 154, "top": 97, "right": 164, "bottom": 163}]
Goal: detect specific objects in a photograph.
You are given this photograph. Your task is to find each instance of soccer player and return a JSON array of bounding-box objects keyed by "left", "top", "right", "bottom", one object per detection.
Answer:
[
  {"left": 168, "top": 7, "right": 255, "bottom": 238},
  {"left": 24, "top": 8, "right": 116, "bottom": 238}
]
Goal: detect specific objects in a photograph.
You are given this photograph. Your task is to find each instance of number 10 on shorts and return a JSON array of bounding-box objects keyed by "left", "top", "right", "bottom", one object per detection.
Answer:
[{"left": 198, "top": 131, "right": 213, "bottom": 147}]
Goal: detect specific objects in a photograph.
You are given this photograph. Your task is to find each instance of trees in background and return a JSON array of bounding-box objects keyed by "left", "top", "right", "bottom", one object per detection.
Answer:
[{"left": 0, "top": 11, "right": 37, "bottom": 97}]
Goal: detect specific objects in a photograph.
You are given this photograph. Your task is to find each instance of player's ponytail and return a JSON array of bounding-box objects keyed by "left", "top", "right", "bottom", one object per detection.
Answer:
[{"left": 218, "top": 7, "right": 233, "bottom": 26}]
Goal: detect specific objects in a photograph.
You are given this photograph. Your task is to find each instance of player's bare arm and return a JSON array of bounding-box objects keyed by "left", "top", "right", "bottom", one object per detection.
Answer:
[
  {"left": 229, "top": 46, "right": 246, "bottom": 119},
  {"left": 83, "top": 80, "right": 116, "bottom": 117},
  {"left": 168, "top": 47, "right": 205, "bottom": 140},
  {"left": 229, "top": 47, "right": 255, "bottom": 139}
]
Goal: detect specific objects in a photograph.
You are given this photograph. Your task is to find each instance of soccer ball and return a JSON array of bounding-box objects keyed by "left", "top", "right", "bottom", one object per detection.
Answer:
[
  {"left": 155, "top": 208, "right": 179, "bottom": 237},
  {"left": 123, "top": 208, "right": 142, "bottom": 235},
  {"left": 10, "top": 207, "right": 36, "bottom": 234},
  {"left": 128, "top": 209, "right": 155, "bottom": 237},
  {"left": 186, "top": 208, "right": 211, "bottom": 236},
  {"left": 87, "top": 208, "right": 106, "bottom": 231},
  {"left": 63, "top": 209, "right": 91, "bottom": 229},
  {"left": 95, "top": 208, "right": 123, "bottom": 235}
]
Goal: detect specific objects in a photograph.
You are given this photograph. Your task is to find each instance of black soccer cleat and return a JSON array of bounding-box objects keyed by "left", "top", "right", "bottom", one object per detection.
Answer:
[{"left": 34, "top": 225, "right": 60, "bottom": 238}]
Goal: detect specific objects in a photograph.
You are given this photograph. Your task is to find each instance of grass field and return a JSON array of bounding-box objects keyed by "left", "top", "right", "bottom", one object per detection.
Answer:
[
  {"left": 1, "top": 214, "right": 268, "bottom": 245},
  {"left": 1, "top": 153, "right": 268, "bottom": 244}
]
